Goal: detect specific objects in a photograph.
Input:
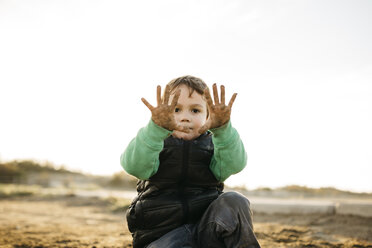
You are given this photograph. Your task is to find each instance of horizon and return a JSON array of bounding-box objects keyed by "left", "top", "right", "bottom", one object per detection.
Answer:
[
  {"left": 1, "top": 157, "right": 371, "bottom": 194},
  {"left": 1, "top": 0, "right": 371, "bottom": 193},
  {"left": 2, "top": 157, "right": 371, "bottom": 195}
]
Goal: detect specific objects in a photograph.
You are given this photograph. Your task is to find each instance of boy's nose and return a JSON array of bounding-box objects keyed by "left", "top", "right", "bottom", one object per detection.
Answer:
[
  {"left": 180, "top": 115, "right": 190, "bottom": 122},
  {"left": 180, "top": 113, "right": 191, "bottom": 122}
]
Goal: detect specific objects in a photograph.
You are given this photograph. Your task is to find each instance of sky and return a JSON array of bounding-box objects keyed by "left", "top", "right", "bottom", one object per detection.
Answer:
[{"left": 0, "top": 0, "right": 371, "bottom": 192}]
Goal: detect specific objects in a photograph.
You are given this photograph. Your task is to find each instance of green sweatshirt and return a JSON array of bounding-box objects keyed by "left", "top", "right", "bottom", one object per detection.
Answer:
[{"left": 120, "top": 120, "right": 247, "bottom": 182}]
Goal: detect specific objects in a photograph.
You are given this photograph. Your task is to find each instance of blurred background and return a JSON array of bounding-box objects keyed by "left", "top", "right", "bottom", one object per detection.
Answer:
[{"left": 1, "top": 0, "right": 371, "bottom": 193}]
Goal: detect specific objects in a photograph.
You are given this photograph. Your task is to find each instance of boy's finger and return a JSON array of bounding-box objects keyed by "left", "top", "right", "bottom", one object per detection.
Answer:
[
  {"left": 157, "top": 85, "right": 161, "bottom": 106},
  {"left": 163, "top": 85, "right": 170, "bottom": 104},
  {"left": 170, "top": 89, "right": 181, "bottom": 108},
  {"left": 228, "top": 93, "right": 237, "bottom": 108},
  {"left": 204, "top": 89, "right": 214, "bottom": 108},
  {"left": 198, "top": 122, "right": 210, "bottom": 134},
  {"left": 141, "top": 98, "right": 154, "bottom": 111},
  {"left": 220, "top": 85, "right": 225, "bottom": 105},
  {"left": 212, "top": 83, "right": 219, "bottom": 104}
]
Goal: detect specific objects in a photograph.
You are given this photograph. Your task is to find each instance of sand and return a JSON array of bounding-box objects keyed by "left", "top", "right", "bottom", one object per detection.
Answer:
[{"left": 0, "top": 195, "right": 371, "bottom": 248}]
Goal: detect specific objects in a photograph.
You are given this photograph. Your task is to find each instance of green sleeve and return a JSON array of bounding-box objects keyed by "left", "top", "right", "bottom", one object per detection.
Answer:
[
  {"left": 209, "top": 121, "right": 247, "bottom": 182},
  {"left": 120, "top": 119, "right": 171, "bottom": 180}
]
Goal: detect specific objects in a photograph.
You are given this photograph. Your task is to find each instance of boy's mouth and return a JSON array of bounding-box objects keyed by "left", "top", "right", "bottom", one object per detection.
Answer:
[{"left": 179, "top": 126, "right": 193, "bottom": 132}]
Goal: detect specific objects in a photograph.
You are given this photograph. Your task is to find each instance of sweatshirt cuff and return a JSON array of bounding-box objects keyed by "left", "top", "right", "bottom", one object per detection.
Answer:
[
  {"left": 139, "top": 119, "right": 172, "bottom": 147},
  {"left": 210, "top": 120, "right": 237, "bottom": 146}
]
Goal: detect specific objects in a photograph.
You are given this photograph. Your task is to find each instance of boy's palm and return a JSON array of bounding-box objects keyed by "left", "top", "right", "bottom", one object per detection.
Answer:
[
  {"left": 198, "top": 84, "right": 237, "bottom": 134},
  {"left": 141, "top": 85, "right": 189, "bottom": 133}
]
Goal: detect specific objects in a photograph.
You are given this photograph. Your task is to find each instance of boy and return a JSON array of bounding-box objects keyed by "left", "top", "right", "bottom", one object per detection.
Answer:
[{"left": 120, "top": 76, "right": 260, "bottom": 248}]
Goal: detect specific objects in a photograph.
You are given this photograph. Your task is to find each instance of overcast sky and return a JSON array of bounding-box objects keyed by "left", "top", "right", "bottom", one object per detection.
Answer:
[{"left": 1, "top": 0, "right": 371, "bottom": 192}]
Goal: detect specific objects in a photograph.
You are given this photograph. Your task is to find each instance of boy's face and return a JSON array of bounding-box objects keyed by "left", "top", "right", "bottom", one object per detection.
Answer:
[{"left": 169, "top": 84, "right": 208, "bottom": 140}]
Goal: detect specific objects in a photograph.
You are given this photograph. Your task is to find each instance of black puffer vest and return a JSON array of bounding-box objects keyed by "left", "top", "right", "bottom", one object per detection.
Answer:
[{"left": 126, "top": 132, "right": 224, "bottom": 248}]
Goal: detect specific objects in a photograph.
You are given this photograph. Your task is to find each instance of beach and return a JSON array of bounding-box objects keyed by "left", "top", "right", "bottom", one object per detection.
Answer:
[{"left": 1, "top": 194, "right": 371, "bottom": 248}]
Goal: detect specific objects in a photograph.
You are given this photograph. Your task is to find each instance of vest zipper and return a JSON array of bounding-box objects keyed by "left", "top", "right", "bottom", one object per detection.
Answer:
[{"left": 179, "top": 140, "right": 190, "bottom": 223}]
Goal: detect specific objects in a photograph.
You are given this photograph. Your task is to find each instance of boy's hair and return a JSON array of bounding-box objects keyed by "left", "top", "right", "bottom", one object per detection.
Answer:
[{"left": 166, "top": 75, "right": 208, "bottom": 97}]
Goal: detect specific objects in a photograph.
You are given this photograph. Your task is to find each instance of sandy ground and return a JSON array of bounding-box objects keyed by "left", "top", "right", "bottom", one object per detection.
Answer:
[{"left": 0, "top": 195, "right": 371, "bottom": 248}]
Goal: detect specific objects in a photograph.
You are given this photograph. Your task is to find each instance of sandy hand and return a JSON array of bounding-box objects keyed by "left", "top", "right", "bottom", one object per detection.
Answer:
[
  {"left": 198, "top": 83, "right": 237, "bottom": 134},
  {"left": 141, "top": 85, "right": 190, "bottom": 133}
]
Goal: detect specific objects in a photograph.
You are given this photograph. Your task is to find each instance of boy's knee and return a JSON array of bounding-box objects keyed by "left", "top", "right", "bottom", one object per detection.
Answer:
[{"left": 217, "top": 191, "right": 251, "bottom": 210}]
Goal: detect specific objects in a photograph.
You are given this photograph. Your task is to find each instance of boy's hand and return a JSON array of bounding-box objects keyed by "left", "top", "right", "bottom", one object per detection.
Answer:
[
  {"left": 141, "top": 85, "right": 190, "bottom": 133},
  {"left": 198, "top": 83, "right": 237, "bottom": 134}
]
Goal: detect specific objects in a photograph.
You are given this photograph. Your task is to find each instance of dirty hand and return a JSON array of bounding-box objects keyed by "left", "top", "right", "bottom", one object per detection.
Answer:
[
  {"left": 198, "top": 83, "right": 237, "bottom": 134},
  {"left": 141, "top": 85, "right": 190, "bottom": 132}
]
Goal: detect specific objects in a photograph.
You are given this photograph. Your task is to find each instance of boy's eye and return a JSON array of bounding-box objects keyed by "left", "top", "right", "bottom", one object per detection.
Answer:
[
  {"left": 192, "top": 109, "right": 200, "bottom": 113},
  {"left": 175, "top": 108, "right": 180, "bottom": 112}
]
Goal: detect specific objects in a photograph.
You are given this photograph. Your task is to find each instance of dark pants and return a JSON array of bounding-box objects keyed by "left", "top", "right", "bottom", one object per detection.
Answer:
[{"left": 146, "top": 192, "right": 261, "bottom": 248}]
